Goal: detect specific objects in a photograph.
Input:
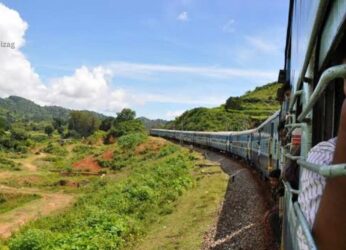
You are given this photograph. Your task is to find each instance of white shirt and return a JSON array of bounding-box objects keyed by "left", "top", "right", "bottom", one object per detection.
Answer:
[{"left": 298, "top": 137, "right": 337, "bottom": 227}]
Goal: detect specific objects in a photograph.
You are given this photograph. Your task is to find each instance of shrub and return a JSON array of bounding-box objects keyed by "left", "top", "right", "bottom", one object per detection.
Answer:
[
  {"left": 118, "top": 133, "right": 147, "bottom": 150},
  {"left": 10, "top": 128, "right": 29, "bottom": 141},
  {"left": 43, "top": 143, "right": 68, "bottom": 156},
  {"left": 0, "top": 157, "right": 21, "bottom": 171},
  {"left": 9, "top": 229, "right": 57, "bottom": 250}
]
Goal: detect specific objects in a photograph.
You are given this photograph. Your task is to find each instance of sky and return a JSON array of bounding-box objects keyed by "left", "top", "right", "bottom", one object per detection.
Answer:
[{"left": 0, "top": 0, "right": 289, "bottom": 120}]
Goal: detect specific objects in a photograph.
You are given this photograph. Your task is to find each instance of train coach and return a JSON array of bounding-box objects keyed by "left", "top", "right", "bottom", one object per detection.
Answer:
[{"left": 150, "top": 110, "right": 280, "bottom": 177}]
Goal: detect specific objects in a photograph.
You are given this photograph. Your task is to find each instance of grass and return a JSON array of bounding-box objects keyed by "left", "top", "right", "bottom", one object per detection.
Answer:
[
  {"left": 0, "top": 134, "right": 230, "bottom": 249},
  {"left": 134, "top": 162, "right": 229, "bottom": 250},
  {"left": 0, "top": 193, "right": 40, "bottom": 214}
]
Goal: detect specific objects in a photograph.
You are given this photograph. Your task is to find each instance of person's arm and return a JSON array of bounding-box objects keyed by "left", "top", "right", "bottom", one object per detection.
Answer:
[{"left": 312, "top": 100, "right": 346, "bottom": 249}]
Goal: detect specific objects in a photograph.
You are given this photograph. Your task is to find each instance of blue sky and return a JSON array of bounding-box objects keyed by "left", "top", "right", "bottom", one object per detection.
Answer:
[{"left": 0, "top": 0, "right": 289, "bottom": 119}]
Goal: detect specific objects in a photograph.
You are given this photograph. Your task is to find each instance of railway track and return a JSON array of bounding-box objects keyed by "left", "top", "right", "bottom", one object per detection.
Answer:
[{"left": 192, "top": 147, "right": 277, "bottom": 250}]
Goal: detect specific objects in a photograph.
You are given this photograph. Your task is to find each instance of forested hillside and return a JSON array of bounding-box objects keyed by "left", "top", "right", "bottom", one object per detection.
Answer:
[
  {"left": 0, "top": 96, "right": 106, "bottom": 122},
  {"left": 166, "top": 82, "right": 281, "bottom": 131}
]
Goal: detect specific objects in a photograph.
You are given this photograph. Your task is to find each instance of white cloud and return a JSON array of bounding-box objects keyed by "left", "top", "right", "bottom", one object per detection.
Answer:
[
  {"left": 0, "top": 3, "right": 277, "bottom": 118},
  {"left": 177, "top": 11, "right": 188, "bottom": 21},
  {"left": 0, "top": 3, "right": 129, "bottom": 115},
  {"left": 245, "top": 35, "right": 280, "bottom": 54},
  {"left": 0, "top": 3, "right": 45, "bottom": 101},
  {"left": 222, "top": 19, "right": 235, "bottom": 33},
  {"left": 109, "top": 62, "right": 276, "bottom": 80},
  {"left": 166, "top": 110, "right": 185, "bottom": 120}
]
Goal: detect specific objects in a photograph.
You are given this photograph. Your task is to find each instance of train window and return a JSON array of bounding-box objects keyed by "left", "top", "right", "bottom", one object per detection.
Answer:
[{"left": 312, "top": 77, "right": 344, "bottom": 145}]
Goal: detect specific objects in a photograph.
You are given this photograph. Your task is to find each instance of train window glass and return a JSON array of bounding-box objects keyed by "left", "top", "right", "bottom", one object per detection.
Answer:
[{"left": 334, "top": 80, "right": 344, "bottom": 136}]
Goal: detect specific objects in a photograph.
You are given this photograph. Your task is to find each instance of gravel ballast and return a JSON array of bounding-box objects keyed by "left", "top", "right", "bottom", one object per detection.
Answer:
[{"left": 198, "top": 149, "right": 278, "bottom": 250}]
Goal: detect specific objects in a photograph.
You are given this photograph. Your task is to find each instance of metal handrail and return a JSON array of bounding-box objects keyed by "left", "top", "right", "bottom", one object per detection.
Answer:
[
  {"left": 283, "top": 181, "right": 300, "bottom": 195},
  {"left": 285, "top": 153, "right": 302, "bottom": 161},
  {"left": 298, "top": 159, "right": 346, "bottom": 177},
  {"left": 294, "top": 203, "right": 318, "bottom": 250},
  {"left": 298, "top": 64, "right": 346, "bottom": 122}
]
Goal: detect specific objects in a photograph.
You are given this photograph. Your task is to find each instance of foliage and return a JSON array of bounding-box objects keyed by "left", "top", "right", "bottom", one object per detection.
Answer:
[
  {"left": 167, "top": 82, "right": 282, "bottom": 131},
  {"left": 10, "top": 128, "right": 29, "bottom": 141},
  {"left": 105, "top": 119, "right": 146, "bottom": 144},
  {"left": 0, "top": 157, "right": 21, "bottom": 171},
  {"left": 117, "top": 133, "right": 148, "bottom": 150},
  {"left": 9, "top": 143, "right": 195, "bottom": 249},
  {"left": 225, "top": 96, "right": 242, "bottom": 110},
  {"left": 114, "top": 108, "right": 136, "bottom": 124},
  {"left": 99, "top": 117, "right": 114, "bottom": 132},
  {"left": 44, "top": 125, "right": 54, "bottom": 137},
  {"left": 0, "top": 193, "right": 40, "bottom": 213},
  {"left": 52, "top": 118, "right": 65, "bottom": 130},
  {"left": 0, "top": 96, "right": 107, "bottom": 123},
  {"left": 68, "top": 111, "right": 100, "bottom": 138},
  {"left": 43, "top": 143, "right": 68, "bottom": 156},
  {"left": 138, "top": 117, "right": 168, "bottom": 130}
]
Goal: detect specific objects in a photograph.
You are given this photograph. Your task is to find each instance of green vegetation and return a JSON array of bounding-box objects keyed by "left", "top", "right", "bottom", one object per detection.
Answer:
[
  {"left": 0, "top": 193, "right": 40, "bottom": 214},
  {"left": 135, "top": 161, "right": 229, "bottom": 250},
  {"left": 8, "top": 142, "right": 197, "bottom": 249},
  {"left": 0, "top": 157, "right": 21, "bottom": 171},
  {"left": 0, "top": 81, "right": 278, "bottom": 249},
  {"left": 68, "top": 111, "right": 101, "bottom": 138},
  {"left": 166, "top": 82, "right": 281, "bottom": 131}
]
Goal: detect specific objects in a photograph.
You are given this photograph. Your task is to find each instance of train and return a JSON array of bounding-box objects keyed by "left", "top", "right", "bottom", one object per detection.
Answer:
[
  {"left": 151, "top": 111, "right": 280, "bottom": 177},
  {"left": 151, "top": 1, "right": 346, "bottom": 249}
]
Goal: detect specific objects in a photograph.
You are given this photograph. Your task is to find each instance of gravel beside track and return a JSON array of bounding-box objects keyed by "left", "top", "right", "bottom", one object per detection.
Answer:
[{"left": 196, "top": 148, "right": 278, "bottom": 250}]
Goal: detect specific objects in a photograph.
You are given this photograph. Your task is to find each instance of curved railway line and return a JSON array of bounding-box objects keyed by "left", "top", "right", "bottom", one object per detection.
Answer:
[{"left": 197, "top": 148, "right": 274, "bottom": 250}]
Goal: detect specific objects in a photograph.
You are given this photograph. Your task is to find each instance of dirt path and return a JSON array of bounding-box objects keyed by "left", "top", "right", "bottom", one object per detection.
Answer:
[
  {"left": 195, "top": 149, "right": 276, "bottom": 250},
  {"left": 17, "top": 152, "right": 48, "bottom": 172},
  {"left": 0, "top": 185, "right": 75, "bottom": 239}
]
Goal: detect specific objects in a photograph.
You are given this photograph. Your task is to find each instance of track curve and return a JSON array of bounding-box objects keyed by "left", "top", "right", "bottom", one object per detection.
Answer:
[{"left": 194, "top": 148, "right": 277, "bottom": 250}]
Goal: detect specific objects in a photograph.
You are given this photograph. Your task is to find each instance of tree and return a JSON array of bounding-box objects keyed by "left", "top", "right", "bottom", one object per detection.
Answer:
[
  {"left": 104, "top": 119, "right": 145, "bottom": 144},
  {"left": 99, "top": 117, "right": 114, "bottom": 131},
  {"left": 52, "top": 118, "right": 65, "bottom": 130},
  {"left": 10, "top": 128, "right": 28, "bottom": 141},
  {"left": 68, "top": 111, "right": 100, "bottom": 137},
  {"left": 44, "top": 125, "right": 54, "bottom": 137},
  {"left": 225, "top": 97, "right": 242, "bottom": 110},
  {"left": 114, "top": 108, "right": 136, "bottom": 124}
]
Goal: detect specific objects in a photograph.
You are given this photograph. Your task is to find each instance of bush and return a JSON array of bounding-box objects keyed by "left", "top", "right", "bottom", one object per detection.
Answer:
[
  {"left": 118, "top": 133, "right": 147, "bottom": 150},
  {"left": 10, "top": 128, "right": 29, "bottom": 141},
  {"left": 0, "top": 157, "right": 21, "bottom": 171},
  {"left": 72, "top": 145, "right": 95, "bottom": 154},
  {"left": 43, "top": 143, "right": 68, "bottom": 156},
  {"left": 9, "top": 229, "right": 57, "bottom": 250},
  {"left": 107, "top": 119, "right": 146, "bottom": 139},
  {"left": 31, "top": 134, "right": 48, "bottom": 143}
]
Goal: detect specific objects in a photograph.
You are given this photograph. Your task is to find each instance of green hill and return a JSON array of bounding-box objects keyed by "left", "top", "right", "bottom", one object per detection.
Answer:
[
  {"left": 0, "top": 96, "right": 107, "bottom": 122},
  {"left": 166, "top": 82, "right": 281, "bottom": 131},
  {"left": 138, "top": 117, "right": 168, "bottom": 130}
]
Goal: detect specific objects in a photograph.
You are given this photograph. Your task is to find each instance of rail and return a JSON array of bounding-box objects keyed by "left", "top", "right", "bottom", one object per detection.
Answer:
[
  {"left": 294, "top": 203, "right": 317, "bottom": 250},
  {"left": 297, "top": 160, "right": 346, "bottom": 177},
  {"left": 298, "top": 64, "right": 346, "bottom": 122}
]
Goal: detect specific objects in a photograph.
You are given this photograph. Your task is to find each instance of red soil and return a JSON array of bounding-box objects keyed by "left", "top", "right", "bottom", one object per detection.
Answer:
[
  {"left": 135, "top": 137, "right": 167, "bottom": 154},
  {"left": 72, "top": 156, "right": 101, "bottom": 172},
  {"left": 102, "top": 150, "right": 113, "bottom": 160}
]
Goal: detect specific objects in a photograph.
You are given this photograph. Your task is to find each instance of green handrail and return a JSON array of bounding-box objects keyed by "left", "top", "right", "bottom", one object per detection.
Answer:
[
  {"left": 298, "top": 64, "right": 346, "bottom": 122},
  {"left": 297, "top": 159, "right": 346, "bottom": 177}
]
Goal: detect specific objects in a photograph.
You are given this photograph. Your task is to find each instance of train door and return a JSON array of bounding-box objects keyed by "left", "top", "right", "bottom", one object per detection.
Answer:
[{"left": 269, "top": 122, "right": 274, "bottom": 171}]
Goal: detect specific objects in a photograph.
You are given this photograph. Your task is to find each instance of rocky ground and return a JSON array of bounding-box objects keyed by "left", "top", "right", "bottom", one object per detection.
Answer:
[{"left": 197, "top": 148, "right": 278, "bottom": 250}]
